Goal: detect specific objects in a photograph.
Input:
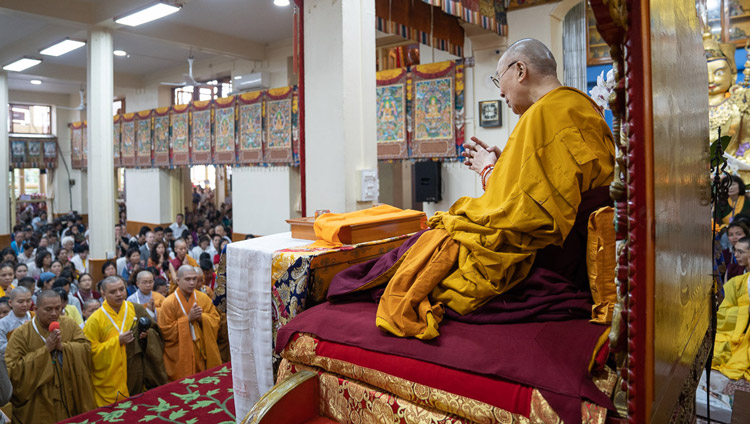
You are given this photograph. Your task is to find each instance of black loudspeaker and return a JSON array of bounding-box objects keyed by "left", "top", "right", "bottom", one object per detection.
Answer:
[{"left": 414, "top": 161, "right": 442, "bottom": 203}]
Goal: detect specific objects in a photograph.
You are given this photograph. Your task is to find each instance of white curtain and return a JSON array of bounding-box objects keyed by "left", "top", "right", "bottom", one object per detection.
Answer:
[{"left": 563, "top": 1, "right": 587, "bottom": 92}]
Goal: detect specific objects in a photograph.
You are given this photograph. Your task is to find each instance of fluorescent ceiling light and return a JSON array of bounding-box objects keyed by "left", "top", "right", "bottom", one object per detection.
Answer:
[
  {"left": 114, "top": 50, "right": 128, "bottom": 57},
  {"left": 30, "top": 79, "right": 42, "bottom": 85},
  {"left": 40, "top": 38, "right": 85, "bottom": 57},
  {"left": 274, "top": 0, "right": 290, "bottom": 6},
  {"left": 115, "top": 2, "right": 181, "bottom": 27},
  {"left": 3, "top": 58, "right": 42, "bottom": 72},
  {"left": 234, "top": 75, "right": 242, "bottom": 80}
]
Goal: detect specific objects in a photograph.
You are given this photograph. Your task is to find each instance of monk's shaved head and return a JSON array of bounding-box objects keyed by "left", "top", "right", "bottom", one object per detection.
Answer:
[
  {"left": 499, "top": 38, "right": 557, "bottom": 77},
  {"left": 177, "top": 264, "right": 198, "bottom": 279},
  {"left": 99, "top": 276, "right": 124, "bottom": 293},
  {"left": 9, "top": 286, "right": 29, "bottom": 300},
  {"left": 36, "top": 290, "right": 61, "bottom": 307}
]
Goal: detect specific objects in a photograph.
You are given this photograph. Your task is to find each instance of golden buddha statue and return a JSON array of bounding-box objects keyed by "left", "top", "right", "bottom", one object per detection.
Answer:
[{"left": 706, "top": 31, "right": 750, "bottom": 180}]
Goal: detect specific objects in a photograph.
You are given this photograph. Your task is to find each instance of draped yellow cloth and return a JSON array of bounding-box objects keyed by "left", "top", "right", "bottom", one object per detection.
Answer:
[
  {"left": 158, "top": 289, "right": 221, "bottom": 381},
  {"left": 713, "top": 273, "right": 750, "bottom": 379},
  {"left": 310, "top": 205, "right": 425, "bottom": 248},
  {"left": 376, "top": 87, "right": 615, "bottom": 339},
  {"left": 6, "top": 316, "right": 95, "bottom": 423},
  {"left": 84, "top": 300, "right": 136, "bottom": 406}
]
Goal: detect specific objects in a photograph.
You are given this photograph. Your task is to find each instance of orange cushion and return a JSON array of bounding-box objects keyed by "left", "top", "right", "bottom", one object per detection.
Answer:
[{"left": 586, "top": 206, "right": 617, "bottom": 324}]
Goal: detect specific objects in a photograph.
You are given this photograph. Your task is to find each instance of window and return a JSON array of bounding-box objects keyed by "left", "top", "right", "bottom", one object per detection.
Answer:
[
  {"left": 172, "top": 77, "right": 233, "bottom": 105},
  {"left": 113, "top": 98, "right": 126, "bottom": 115},
  {"left": 9, "top": 104, "right": 51, "bottom": 134}
]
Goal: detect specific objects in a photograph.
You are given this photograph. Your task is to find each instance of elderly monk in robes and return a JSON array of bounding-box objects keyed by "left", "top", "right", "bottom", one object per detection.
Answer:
[
  {"left": 6, "top": 290, "right": 95, "bottom": 423},
  {"left": 159, "top": 265, "right": 221, "bottom": 381},
  {"left": 168, "top": 239, "right": 198, "bottom": 294},
  {"left": 334, "top": 39, "right": 615, "bottom": 339},
  {"left": 713, "top": 237, "right": 750, "bottom": 379},
  {"left": 84, "top": 276, "right": 168, "bottom": 407}
]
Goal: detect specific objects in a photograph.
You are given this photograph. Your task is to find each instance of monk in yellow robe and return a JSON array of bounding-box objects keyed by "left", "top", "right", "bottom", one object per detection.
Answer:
[
  {"left": 159, "top": 265, "right": 222, "bottom": 381},
  {"left": 713, "top": 237, "right": 750, "bottom": 379},
  {"left": 5, "top": 290, "right": 95, "bottom": 423},
  {"left": 84, "top": 276, "right": 168, "bottom": 407},
  {"left": 375, "top": 39, "right": 615, "bottom": 339}
]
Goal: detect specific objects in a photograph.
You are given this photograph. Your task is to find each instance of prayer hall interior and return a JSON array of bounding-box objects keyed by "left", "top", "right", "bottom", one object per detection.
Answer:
[{"left": 0, "top": 0, "right": 737, "bottom": 422}]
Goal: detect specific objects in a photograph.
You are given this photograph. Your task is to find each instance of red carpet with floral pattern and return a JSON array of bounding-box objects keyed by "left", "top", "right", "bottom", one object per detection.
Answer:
[{"left": 60, "top": 364, "right": 235, "bottom": 424}]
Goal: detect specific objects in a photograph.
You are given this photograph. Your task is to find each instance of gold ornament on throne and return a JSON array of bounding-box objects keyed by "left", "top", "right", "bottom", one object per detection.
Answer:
[{"left": 705, "top": 30, "right": 750, "bottom": 181}]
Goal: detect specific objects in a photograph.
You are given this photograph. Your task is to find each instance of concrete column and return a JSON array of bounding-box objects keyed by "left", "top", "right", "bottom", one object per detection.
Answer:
[
  {"left": 87, "top": 28, "right": 115, "bottom": 264},
  {"left": 231, "top": 166, "right": 291, "bottom": 237},
  {"left": 125, "top": 169, "right": 172, "bottom": 236},
  {"left": 0, "top": 72, "right": 9, "bottom": 246},
  {"left": 304, "top": 0, "right": 377, "bottom": 213}
]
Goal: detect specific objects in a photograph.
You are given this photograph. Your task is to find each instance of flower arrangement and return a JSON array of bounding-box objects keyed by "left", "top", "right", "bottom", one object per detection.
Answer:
[{"left": 589, "top": 69, "right": 615, "bottom": 111}]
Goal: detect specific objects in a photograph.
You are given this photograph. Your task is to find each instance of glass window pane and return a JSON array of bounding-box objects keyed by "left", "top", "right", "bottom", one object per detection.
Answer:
[{"left": 9, "top": 104, "right": 51, "bottom": 134}]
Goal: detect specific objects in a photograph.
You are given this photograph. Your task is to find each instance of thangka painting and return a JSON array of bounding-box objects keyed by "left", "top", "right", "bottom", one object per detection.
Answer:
[
  {"left": 411, "top": 60, "right": 464, "bottom": 158},
  {"left": 10, "top": 139, "right": 25, "bottom": 168},
  {"left": 135, "top": 110, "right": 153, "bottom": 167},
  {"left": 264, "top": 86, "right": 294, "bottom": 163},
  {"left": 70, "top": 122, "right": 84, "bottom": 169},
  {"left": 81, "top": 122, "right": 88, "bottom": 168},
  {"left": 171, "top": 104, "right": 190, "bottom": 166},
  {"left": 153, "top": 108, "right": 170, "bottom": 167},
  {"left": 191, "top": 100, "right": 212, "bottom": 165},
  {"left": 113, "top": 115, "right": 121, "bottom": 167},
  {"left": 43, "top": 139, "right": 57, "bottom": 169},
  {"left": 27, "top": 140, "right": 42, "bottom": 167},
  {"left": 120, "top": 113, "right": 136, "bottom": 167},
  {"left": 213, "top": 96, "right": 236, "bottom": 164},
  {"left": 42, "top": 138, "right": 57, "bottom": 169},
  {"left": 376, "top": 68, "right": 409, "bottom": 159},
  {"left": 237, "top": 91, "right": 264, "bottom": 164}
]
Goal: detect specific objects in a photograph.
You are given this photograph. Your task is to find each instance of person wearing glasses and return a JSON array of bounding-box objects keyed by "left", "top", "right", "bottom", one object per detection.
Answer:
[{"left": 334, "top": 38, "right": 617, "bottom": 340}]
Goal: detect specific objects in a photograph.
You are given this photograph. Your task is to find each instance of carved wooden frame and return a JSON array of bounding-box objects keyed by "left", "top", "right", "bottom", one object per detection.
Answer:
[{"left": 588, "top": 1, "right": 653, "bottom": 423}]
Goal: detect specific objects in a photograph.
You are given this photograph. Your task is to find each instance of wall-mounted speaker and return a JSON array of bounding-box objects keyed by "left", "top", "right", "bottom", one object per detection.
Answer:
[{"left": 414, "top": 161, "right": 441, "bottom": 203}]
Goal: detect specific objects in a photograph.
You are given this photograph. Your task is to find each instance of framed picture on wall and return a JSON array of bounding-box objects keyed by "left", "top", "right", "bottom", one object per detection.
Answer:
[{"left": 478, "top": 100, "right": 501, "bottom": 128}]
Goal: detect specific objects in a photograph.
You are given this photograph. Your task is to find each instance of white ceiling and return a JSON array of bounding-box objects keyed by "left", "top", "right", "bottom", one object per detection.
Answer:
[{"left": 0, "top": 0, "right": 294, "bottom": 94}]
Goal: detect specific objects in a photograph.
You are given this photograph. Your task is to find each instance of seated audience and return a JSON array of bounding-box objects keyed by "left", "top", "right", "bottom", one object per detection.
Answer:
[
  {"left": 28, "top": 250, "right": 52, "bottom": 280},
  {"left": 0, "top": 286, "right": 32, "bottom": 354},
  {"left": 0, "top": 264, "right": 13, "bottom": 298},
  {"left": 50, "top": 260, "right": 63, "bottom": 277},
  {"left": 0, "top": 299, "right": 9, "bottom": 320},
  {"left": 122, "top": 248, "right": 141, "bottom": 281},
  {"left": 148, "top": 241, "right": 173, "bottom": 281},
  {"left": 101, "top": 260, "right": 117, "bottom": 278},
  {"left": 153, "top": 277, "right": 169, "bottom": 298},
  {"left": 6, "top": 290, "right": 95, "bottom": 423},
  {"left": 52, "top": 278, "right": 82, "bottom": 314},
  {"left": 73, "top": 273, "right": 101, "bottom": 305},
  {"left": 70, "top": 244, "right": 90, "bottom": 275},
  {"left": 12, "top": 263, "right": 27, "bottom": 288},
  {"left": 16, "top": 243, "right": 34, "bottom": 266},
  {"left": 81, "top": 298, "right": 100, "bottom": 322},
  {"left": 54, "top": 287, "right": 83, "bottom": 328}
]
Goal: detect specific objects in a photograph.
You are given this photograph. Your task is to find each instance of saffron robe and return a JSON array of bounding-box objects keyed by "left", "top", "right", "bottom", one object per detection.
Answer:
[
  {"left": 376, "top": 87, "right": 615, "bottom": 339},
  {"left": 713, "top": 273, "right": 750, "bottom": 379},
  {"left": 158, "top": 289, "right": 221, "bottom": 381},
  {"left": 84, "top": 300, "right": 136, "bottom": 406},
  {"left": 84, "top": 301, "right": 168, "bottom": 406},
  {"left": 6, "top": 316, "right": 95, "bottom": 424}
]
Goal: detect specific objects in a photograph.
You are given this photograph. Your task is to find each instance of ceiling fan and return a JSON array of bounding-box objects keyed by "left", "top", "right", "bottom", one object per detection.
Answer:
[
  {"left": 160, "top": 54, "right": 201, "bottom": 87},
  {"left": 57, "top": 86, "right": 85, "bottom": 111}
]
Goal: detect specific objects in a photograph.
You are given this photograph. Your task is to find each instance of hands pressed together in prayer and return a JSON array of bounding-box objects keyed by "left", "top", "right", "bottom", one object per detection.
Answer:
[
  {"left": 45, "top": 329, "right": 62, "bottom": 352},
  {"left": 462, "top": 136, "right": 501, "bottom": 174},
  {"left": 188, "top": 303, "right": 203, "bottom": 322}
]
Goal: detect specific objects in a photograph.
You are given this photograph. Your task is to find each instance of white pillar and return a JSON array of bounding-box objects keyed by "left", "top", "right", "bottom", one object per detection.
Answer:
[
  {"left": 304, "top": 0, "right": 377, "bottom": 213},
  {"left": 125, "top": 169, "right": 172, "bottom": 227},
  {"left": 0, "top": 72, "right": 9, "bottom": 241},
  {"left": 87, "top": 29, "right": 115, "bottom": 259}
]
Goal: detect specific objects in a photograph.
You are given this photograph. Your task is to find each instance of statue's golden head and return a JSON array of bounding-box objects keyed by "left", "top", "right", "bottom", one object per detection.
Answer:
[{"left": 704, "top": 31, "right": 737, "bottom": 97}]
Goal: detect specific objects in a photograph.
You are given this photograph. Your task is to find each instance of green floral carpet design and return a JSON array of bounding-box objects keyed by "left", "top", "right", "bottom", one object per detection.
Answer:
[{"left": 61, "top": 364, "right": 235, "bottom": 424}]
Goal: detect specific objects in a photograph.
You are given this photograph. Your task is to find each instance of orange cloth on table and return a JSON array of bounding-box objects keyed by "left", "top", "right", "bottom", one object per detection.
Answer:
[
  {"left": 158, "top": 289, "right": 222, "bottom": 381},
  {"left": 309, "top": 205, "right": 425, "bottom": 248}
]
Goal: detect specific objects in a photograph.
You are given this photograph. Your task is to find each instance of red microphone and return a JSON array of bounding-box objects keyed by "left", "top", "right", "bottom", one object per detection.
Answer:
[{"left": 49, "top": 321, "right": 60, "bottom": 332}]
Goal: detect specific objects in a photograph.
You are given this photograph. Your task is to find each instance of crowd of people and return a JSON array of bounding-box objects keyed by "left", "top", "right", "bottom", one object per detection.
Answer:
[{"left": 0, "top": 193, "right": 235, "bottom": 423}]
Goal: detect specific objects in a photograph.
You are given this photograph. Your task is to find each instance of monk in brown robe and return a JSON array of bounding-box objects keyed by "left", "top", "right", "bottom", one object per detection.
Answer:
[
  {"left": 6, "top": 290, "right": 95, "bottom": 423},
  {"left": 158, "top": 265, "right": 222, "bottom": 381}
]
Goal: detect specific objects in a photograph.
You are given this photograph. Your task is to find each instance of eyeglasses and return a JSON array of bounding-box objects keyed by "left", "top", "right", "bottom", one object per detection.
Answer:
[{"left": 490, "top": 61, "right": 518, "bottom": 88}]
